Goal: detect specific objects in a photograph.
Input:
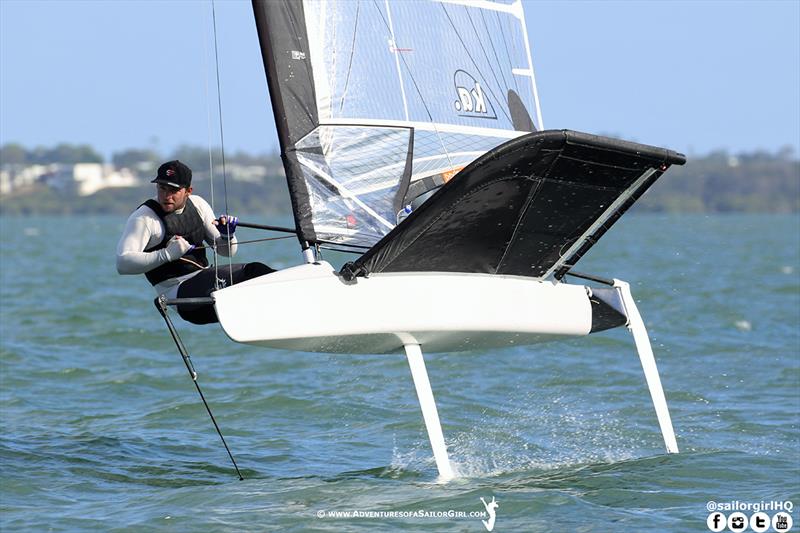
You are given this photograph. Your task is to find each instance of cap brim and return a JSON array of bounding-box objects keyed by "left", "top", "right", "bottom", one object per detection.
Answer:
[{"left": 151, "top": 177, "right": 182, "bottom": 188}]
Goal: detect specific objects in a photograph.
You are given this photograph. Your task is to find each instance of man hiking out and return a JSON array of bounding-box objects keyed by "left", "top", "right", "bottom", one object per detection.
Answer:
[{"left": 116, "top": 160, "right": 273, "bottom": 324}]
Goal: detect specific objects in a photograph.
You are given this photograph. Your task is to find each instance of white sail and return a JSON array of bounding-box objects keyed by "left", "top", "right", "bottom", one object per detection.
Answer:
[{"left": 254, "top": 0, "right": 541, "bottom": 247}]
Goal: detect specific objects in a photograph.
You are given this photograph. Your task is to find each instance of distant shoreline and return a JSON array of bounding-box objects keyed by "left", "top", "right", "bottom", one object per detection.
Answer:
[{"left": 2, "top": 143, "right": 797, "bottom": 215}]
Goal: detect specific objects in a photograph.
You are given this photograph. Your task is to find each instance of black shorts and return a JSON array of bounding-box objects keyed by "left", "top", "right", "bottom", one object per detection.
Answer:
[{"left": 176, "top": 262, "right": 274, "bottom": 324}]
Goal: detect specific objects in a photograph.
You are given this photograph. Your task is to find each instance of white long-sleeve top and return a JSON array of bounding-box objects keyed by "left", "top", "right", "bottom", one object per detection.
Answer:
[{"left": 116, "top": 195, "right": 237, "bottom": 297}]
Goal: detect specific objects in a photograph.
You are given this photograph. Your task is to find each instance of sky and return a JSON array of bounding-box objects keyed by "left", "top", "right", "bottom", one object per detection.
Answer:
[{"left": 1, "top": 0, "right": 799, "bottom": 161}]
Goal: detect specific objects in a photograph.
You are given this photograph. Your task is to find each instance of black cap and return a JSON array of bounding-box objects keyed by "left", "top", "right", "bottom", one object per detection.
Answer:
[{"left": 151, "top": 160, "right": 192, "bottom": 189}]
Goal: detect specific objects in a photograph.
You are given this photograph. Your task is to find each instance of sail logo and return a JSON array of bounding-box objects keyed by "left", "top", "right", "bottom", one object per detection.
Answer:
[{"left": 453, "top": 70, "right": 496, "bottom": 120}]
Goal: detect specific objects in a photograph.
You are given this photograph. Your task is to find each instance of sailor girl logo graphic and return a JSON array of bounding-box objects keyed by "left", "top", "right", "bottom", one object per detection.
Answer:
[
  {"left": 479, "top": 496, "right": 499, "bottom": 531},
  {"left": 453, "top": 70, "right": 496, "bottom": 119}
]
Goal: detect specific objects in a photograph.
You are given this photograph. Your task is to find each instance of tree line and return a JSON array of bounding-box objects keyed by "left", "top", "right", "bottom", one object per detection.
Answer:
[
  {"left": 0, "top": 142, "right": 282, "bottom": 172},
  {"left": 637, "top": 148, "right": 798, "bottom": 213},
  {"left": 0, "top": 142, "right": 797, "bottom": 214}
]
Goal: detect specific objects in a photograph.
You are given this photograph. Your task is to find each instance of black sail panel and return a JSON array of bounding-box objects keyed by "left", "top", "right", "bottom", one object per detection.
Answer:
[
  {"left": 253, "top": 0, "right": 318, "bottom": 243},
  {"left": 345, "top": 130, "right": 686, "bottom": 279}
]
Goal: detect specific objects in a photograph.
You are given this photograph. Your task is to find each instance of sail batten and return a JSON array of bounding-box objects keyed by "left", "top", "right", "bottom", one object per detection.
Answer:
[
  {"left": 317, "top": 118, "right": 524, "bottom": 138},
  {"left": 435, "top": 0, "right": 522, "bottom": 17}
]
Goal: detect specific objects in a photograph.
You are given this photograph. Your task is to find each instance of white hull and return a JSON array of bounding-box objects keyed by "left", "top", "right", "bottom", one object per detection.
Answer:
[{"left": 213, "top": 261, "right": 594, "bottom": 354}]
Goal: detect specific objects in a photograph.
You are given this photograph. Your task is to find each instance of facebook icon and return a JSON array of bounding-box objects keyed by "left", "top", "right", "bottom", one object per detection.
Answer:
[{"left": 707, "top": 512, "right": 726, "bottom": 532}]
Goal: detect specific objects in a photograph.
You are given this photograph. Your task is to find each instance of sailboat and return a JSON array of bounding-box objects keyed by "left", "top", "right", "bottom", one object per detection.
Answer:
[{"left": 166, "top": 0, "right": 686, "bottom": 480}]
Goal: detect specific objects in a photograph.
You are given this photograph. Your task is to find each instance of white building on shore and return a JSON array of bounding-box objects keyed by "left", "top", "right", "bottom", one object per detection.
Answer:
[
  {"left": 46, "top": 163, "right": 139, "bottom": 196},
  {"left": 0, "top": 163, "right": 141, "bottom": 196},
  {"left": 0, "top": 164, "right": 55, "bottom": 195},
  {"left": 0, "top": 160, "right": 274, "bottom": 197}
]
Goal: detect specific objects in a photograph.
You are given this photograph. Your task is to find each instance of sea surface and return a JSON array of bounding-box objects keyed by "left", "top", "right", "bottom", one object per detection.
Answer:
[{"left": 1, "top": 213, "right": 799, "bottom": 532}]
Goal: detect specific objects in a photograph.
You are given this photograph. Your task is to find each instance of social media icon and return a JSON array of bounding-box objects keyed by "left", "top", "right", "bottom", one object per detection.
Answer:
[
  {"left": 749, "top": 512, "right": 770, "bottom": 533},
  {"left": 707, "top": 512, "right": 727, "bottom": 532},
  {"left": 728, "top": 512, "right": 747, "bottom": 531},
  {"left": 773, "top": 512, "right": 793, "bottom": 532}
]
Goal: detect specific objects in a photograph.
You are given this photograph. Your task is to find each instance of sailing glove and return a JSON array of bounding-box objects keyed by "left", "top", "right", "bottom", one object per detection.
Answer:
[
  {"left": 215, "top": 215, "right": 238, "bottom": 239},
  {"left": 164, "top": 235, "right": 195, "bottom": 261}
]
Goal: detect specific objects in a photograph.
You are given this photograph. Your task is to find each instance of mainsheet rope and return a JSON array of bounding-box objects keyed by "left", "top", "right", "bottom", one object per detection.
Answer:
[{"left": 192, "top": 235, "right": 295, "bottom": 251}]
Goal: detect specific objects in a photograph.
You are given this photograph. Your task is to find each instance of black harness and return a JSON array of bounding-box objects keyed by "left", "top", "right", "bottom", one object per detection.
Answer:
[{"left": 141, "top": 199, "right": 209, "bottom": 286}]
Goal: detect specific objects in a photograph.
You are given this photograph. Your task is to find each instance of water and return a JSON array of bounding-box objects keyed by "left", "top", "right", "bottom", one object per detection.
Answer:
[{"left": 1, "top": 214, "right": 798, "bottom": 532}]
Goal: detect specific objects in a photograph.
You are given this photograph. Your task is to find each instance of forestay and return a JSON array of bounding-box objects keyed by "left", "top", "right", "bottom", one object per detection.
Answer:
[{"left": 253, "top": 0, "right": 542, "bottom": 248}]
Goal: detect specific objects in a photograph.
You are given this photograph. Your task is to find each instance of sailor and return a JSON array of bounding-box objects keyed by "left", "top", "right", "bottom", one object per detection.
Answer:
[{"left": 116, "top": 160, "right": 274, "bottom": 324}]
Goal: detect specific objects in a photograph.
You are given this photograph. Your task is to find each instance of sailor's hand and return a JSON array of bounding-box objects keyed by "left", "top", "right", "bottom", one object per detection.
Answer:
[
  {"left": 214, "top": 214, "right": 238, "bottom": 238},
  {"left": 164, "top": 235, "right": 195, "bottom": 261}
]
